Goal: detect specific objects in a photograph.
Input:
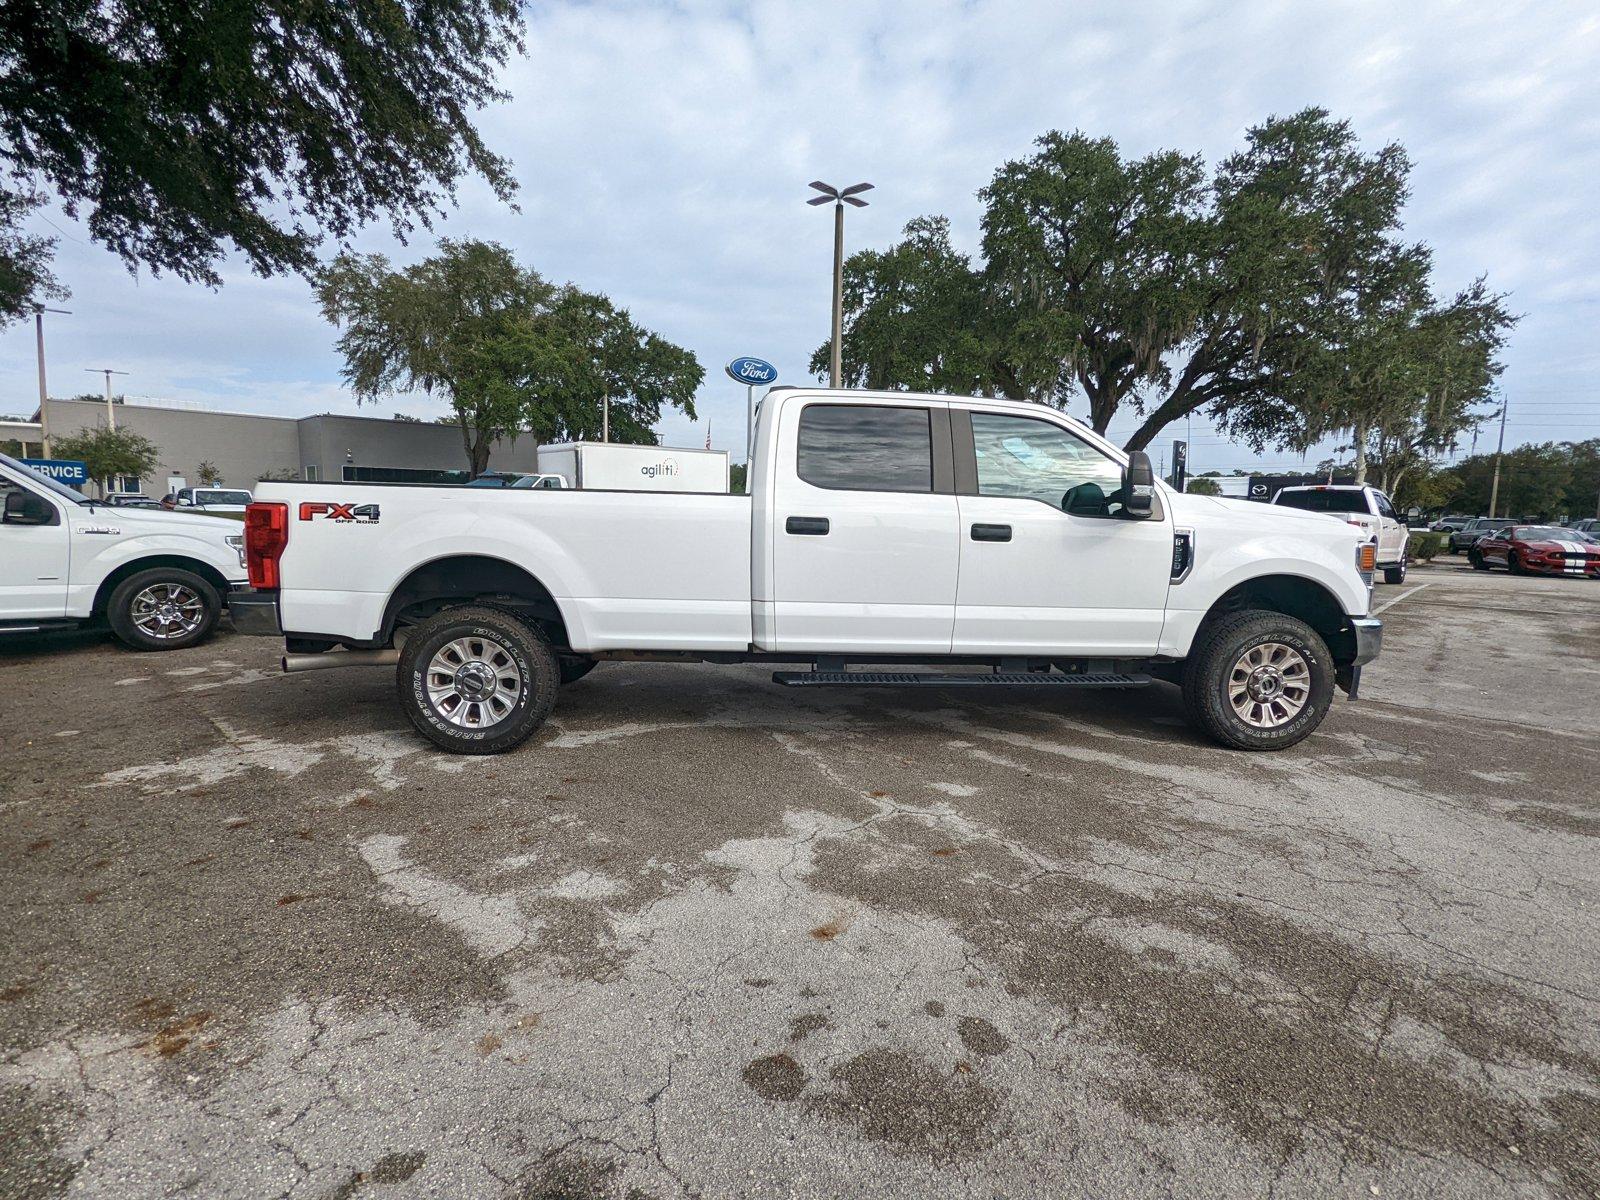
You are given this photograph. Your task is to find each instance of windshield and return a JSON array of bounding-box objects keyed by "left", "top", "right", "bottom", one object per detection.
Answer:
[
  {"left": 1515, "top": 526, "right": 1580, "bottom": 541},
  {"left": 0, "top": 451, "right": 88, "bottom": 505},
  {"left": 198, "top": 490, "right": 252, "bottom": 505},
  {"left": 1274, "top": 489, "right": 1368, "bottom": 514},
  {"left": 1473, "top": 519, "right": 1515, "bottom": 530}
]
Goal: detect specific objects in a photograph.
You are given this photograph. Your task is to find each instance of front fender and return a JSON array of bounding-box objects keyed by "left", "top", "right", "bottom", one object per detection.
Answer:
[
  {"left": 70, "top": 527, "right": 246, "bottom": 617},
  {"left": 1159, "top": 522, "right": 1369, "bottom": 658}
]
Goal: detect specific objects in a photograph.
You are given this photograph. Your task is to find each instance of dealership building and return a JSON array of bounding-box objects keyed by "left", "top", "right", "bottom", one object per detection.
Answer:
[{"left": 3, "top": 396, "right": 538, "bottom": 494}]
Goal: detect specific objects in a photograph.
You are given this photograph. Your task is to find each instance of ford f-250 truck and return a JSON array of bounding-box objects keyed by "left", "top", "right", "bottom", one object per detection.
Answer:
[
  {"left": 2, "top": 452, "right": 247, "bottom": 650},
  {"left": 229, "top": 389, "right": 1382, "bottom": 754}
]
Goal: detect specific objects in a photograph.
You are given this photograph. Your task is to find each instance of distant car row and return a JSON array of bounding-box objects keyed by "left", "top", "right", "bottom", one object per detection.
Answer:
[{"left": 98, "top": 486, "right": 255, "bottom": 512}]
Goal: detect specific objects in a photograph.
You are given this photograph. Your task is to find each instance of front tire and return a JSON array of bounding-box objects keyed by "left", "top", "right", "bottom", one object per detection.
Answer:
[
  {"left": 1181, "top": 610, "right": 1335, "bottom": 751},
  {"left": 1508, "top": 551, "right": 1528, "bottom": 576},
  {"left": 106, "top": 568, "right": 221, "bottom": 651},
  {"left": 396, "top": 606, "right": 559, "bottom": 755}
]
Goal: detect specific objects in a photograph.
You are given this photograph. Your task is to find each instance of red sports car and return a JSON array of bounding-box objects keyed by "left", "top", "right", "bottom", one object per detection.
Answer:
[{"left": 1469, "top": 525, "right": 1600, "bottom": 577}]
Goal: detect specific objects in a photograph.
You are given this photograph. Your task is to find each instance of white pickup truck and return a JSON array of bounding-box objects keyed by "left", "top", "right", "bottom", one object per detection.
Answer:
[
  {"left": 229, "top": 389, "right": 1382, "bottom": 753},
  {"left": 1, "top": 453, "right": 247, "bottom": 649}
]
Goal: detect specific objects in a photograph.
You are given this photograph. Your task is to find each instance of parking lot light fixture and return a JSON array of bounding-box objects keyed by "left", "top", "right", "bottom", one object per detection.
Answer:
[
  {"left": 808, "top": 181, "right": 873, "bottom": 388},
  {"left": 34, "top": 305, "right": 70, "bottom": 456}
]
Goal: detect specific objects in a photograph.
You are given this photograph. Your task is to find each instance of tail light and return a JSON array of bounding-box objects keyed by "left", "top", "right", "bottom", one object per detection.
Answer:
[
  {"left": 244, "top": 502, "right": 289, "bottom": 589},
  {"left": 1357, "top": 543, "right": 1377, "bottom": 572}
]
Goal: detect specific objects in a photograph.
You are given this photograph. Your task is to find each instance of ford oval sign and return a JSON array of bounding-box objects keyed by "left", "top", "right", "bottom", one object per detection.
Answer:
[{"left": 725, "top": 357, "right": 778, "bottom": 386}]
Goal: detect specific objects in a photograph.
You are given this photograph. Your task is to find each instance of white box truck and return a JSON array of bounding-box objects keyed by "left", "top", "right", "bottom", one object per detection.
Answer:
[{"left": 535, "top": 442, "right": 729, "bottom": 493}]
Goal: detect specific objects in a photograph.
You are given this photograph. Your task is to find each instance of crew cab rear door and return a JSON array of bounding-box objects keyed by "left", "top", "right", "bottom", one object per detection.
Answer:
[{"left": 769, "top": 399, "right": 958, "bottom": 652}]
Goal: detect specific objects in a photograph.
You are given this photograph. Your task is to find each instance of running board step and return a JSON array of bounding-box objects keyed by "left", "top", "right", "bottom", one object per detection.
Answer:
[{"left": 772, "top": 670, "right": 1151, "bottom": 688}]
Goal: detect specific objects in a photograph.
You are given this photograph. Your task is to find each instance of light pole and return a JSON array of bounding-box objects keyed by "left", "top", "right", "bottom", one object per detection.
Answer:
[
  {"left": 86, "top": 368, "right": 129, "bottom": 430},
  {"left": 34, "top": 306, "right": 70, "bottom": 456},
  {"left": 1487, "top": 396, "right": 1509, "bottom": 518},
  {"left": 807, "top": 181, "right": 872, "bottom": 388}
]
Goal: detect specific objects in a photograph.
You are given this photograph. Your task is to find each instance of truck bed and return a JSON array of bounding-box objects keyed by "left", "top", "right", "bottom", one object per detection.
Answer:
[{"left": 259, "top": 483, "right": 754, "bottom": 651}]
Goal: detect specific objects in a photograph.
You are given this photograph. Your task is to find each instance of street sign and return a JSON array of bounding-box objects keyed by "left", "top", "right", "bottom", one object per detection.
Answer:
[
  {"left": 725, "top": 357, "right": 778, "bottom": 386},
  {"left": 21, "top": 458, "right": 88, "bottom": 488}
]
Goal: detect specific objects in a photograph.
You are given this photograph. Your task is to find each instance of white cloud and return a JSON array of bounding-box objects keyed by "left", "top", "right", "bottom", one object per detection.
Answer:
[{"left": 3, "top": 0, "right": 1596, "bottom": 462}]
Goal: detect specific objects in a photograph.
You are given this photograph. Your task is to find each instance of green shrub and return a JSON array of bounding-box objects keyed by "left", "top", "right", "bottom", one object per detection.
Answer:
[{"left": 1406, "top": 530, "right": 1448, "bottom": 561}]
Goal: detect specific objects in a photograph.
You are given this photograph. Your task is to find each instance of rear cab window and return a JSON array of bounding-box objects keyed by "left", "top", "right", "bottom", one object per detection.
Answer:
[
  {"left": 797, "top": 405, "right": 933, "bottom": 492},
  {"left": 1274, "top": 489, "right": 1371, "bottom": 515}
]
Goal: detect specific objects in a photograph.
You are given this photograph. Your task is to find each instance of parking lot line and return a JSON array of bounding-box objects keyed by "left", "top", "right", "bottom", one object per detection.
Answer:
[{"left": 1372, "top": 581, "right": 1431, "bottom": 614}]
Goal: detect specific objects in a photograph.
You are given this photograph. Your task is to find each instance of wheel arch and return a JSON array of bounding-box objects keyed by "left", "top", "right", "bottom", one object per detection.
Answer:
[
  {"left": 381, "top": 554, "right": 573, "bottom": 650},
  {"left": 1195, "top": 573, "right": 1359, "bottom": 664},
  {"left": 93, "top": 555, "right": 232, "bottom": 619}
]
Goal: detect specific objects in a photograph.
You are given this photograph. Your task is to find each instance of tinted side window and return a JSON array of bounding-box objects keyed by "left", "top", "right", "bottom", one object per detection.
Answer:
[
  {"left": 797, "top": 405, "right": 932, "bottom": 493},
  {"left": 1373, "top": 492, "right": 1396, "bottom": 518},
  {"left": 970, "top": 412, "right": 1123, "bottom": 514},
  {"left": 1275, "top": 490, "right": 1367, "bottom": 514}
]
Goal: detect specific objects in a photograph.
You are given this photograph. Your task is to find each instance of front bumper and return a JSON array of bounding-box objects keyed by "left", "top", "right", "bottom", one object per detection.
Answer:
[
  {"left": 1350, "top": 616, "right": 1383, "bottom": 666},
  {"left": 227, "top": 589, "right": 282, "bottom": 637}
]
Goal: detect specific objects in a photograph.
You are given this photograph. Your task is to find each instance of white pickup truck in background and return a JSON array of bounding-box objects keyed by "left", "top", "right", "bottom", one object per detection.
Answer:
[
  {"left": 1, "top": 453, "right": 247, "bottom": 649},
  {"left": 1272, "top": 483, "right": 1409, "bottom": 584},
  {"left": 230, "top": 388, "right": 1382, "bottom": 753}
]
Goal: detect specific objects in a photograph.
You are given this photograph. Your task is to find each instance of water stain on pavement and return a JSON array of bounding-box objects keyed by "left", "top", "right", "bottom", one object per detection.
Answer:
[{"left": 806, "top": 1048, "right": 1006, "bottom": 1162}]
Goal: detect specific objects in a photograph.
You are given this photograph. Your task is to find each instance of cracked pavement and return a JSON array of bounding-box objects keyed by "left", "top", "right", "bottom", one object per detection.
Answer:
[{"left": 2, "top": 561, "right": 1598, "bottom": 1198}]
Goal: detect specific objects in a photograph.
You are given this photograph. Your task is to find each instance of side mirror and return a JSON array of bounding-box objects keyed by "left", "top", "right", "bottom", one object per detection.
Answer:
[
  {"left": 4, "top": 489, "right": 56, "bottom": 526},
  {"left": 1122, "top": 451, "right": 1155, "bottom": 519}
]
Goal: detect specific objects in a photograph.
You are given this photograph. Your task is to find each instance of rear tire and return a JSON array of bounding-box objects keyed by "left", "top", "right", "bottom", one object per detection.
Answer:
[
  {"left": 396, "top": 606, "right": 559, "bottom": 755},
  {"left": 1469, "top": 550, "right": 1489, "bottom": 571},
  {"left": 106, "top": 568, "right": 221, "bottom": 651},
  {"left": 1382, "top": 561, "right": 1407, "bottom": 585},
  {"left": 1508, "top": 551, "right": 1528, "bottom": 576},
  {"left": 1181, "top": 610, "right": 1335, "bottom": 751},
  {"left": 558, "top": 655, "right": 599, "bottom": 686}
]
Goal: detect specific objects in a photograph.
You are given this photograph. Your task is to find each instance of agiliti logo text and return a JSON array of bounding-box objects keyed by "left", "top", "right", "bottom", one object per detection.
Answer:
[{"left": 641, "top": 459, "right": 680, "bottom": 479}]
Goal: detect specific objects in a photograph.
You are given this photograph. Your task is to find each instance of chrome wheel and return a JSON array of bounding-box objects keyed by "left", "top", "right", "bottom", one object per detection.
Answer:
[
  {"left": 425, "top": 636, "right": 523, "bottom": 729},
  {"left": 130, "top": 583, "right": 207, "bottom": 640},
  {"left": 1227, "top": 642, "right": 1311, "bottom": 729}
]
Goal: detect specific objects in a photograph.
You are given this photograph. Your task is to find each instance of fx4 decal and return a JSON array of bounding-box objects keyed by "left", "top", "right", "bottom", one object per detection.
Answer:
[{"left": 299, "top": 501, "right": 380, "bottom": 524}]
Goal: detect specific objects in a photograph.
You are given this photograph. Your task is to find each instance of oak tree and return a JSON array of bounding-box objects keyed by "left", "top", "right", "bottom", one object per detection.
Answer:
[{"left": 1, "top": 0, "right": 521, "bottom": 319}]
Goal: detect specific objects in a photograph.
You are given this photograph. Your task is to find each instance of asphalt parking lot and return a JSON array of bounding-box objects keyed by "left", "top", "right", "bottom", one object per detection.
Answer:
[{"left": 3, "top": 561, "right": 1598, "bottom": 1199}]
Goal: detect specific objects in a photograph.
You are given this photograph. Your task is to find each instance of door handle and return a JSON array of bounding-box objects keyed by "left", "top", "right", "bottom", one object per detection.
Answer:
[
  {"left": 970, "top": 523, "right": 1012, "bottom": 542},
  {"left": 785, "top": 516, "right": 830, "bottom": 536}
]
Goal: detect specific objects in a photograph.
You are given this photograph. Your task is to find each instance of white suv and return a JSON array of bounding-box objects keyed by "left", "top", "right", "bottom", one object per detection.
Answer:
[{"left": 1272, "top": 484, "right": 1408, "bottom": 584}]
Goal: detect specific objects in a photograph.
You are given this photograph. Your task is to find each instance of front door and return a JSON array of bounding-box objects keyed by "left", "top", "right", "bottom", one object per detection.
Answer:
[
  {"left": 0, "top": 478, "right": 69, "bottom": 620},
  {"left": 769, "top": 400, "right": 959, "bottom": 653},
  {"left": 1372, "top": 491, "right": 1407, "bottom": 563},
  {"left": 952, "top": 408, "right": 1172, "bottom": 656}
]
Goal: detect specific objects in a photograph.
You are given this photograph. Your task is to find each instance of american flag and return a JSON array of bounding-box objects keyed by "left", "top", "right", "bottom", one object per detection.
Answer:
[{"left": 705, "top": 422, "right": 711, "bottom": 450}]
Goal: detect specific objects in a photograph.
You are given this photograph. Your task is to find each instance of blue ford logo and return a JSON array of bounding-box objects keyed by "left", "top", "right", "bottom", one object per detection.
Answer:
[{"left": 725, "top": 357, "right": 778, "bottom": 386}]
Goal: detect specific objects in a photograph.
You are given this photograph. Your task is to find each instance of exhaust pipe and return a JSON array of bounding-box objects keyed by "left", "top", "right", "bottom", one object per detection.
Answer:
[{"left": 281, "top": 648, "right": 400, "bottom": 674}]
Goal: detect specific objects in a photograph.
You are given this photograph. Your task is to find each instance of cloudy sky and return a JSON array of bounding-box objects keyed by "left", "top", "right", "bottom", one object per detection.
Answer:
[{"left": 4, "top": 0, "right": 1597, "bottom": 475}]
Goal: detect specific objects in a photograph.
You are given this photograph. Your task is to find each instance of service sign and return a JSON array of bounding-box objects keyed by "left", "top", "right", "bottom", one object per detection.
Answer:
[
  {"left": 22, "top": 458, "right": 88, "bottom": 488},
  {"left": 725, "top": 357, "right": 778, "bottom": 387}
]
